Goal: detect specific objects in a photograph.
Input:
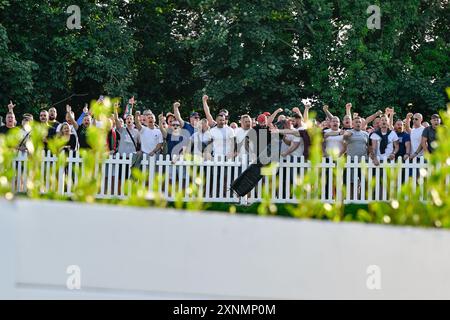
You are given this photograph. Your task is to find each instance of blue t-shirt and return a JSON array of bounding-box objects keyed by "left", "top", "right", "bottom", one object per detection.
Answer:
[
  {"left": 183, "top": 122, "right": 195, "bottom": 136},
  {"left": 396, "top": 132, "right": 411, "bottom": 157},
  {"left": 167, "top": 133, "right": 186, "bottom": 157}
]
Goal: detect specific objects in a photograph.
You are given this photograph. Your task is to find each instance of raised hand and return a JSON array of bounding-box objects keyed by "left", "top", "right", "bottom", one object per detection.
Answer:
[
  {"left": 135, "top": 111, "right": 141, "bottom": 117},
  {"left": 173, "top": 102, "right": 181, "bottom": 109},
  {"left": 406, "top": 113, "right": 414, "bottom": 119},
  {"left": 292, "top": 107, "right": 301, "bottom": 115},
  {"left": 83, "top": 103, "right": 89, "bottom": 114},
  {"left": 66, "top": 104, "right": 72, "bottom": 113},
  {"left": 202, "top": 95, "right": 209, "bottom": 102},
  {"left": 7, "top": 100, "right": 16, "bottom": 111},
  {"left": 304, "top": 102, "right": 312, "bottom": 109},
  {"left": 323, "top": 105, "right": 329, "bottom": 112},
  {"left": 346, "top": 103, "right": 352, "bottom": 110}
]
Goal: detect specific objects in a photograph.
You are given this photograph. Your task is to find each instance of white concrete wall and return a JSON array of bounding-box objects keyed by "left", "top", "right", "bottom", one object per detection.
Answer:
[{"left": 2, "top": 199, "right": 450, "bottom": 299}]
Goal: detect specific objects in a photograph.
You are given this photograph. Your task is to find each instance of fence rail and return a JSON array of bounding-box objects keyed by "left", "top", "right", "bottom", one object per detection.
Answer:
[{"left": 11, "top": 151, "right": 449, "bottom": 205}]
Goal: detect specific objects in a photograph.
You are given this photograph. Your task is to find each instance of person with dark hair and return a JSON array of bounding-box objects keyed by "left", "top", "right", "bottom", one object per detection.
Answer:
[
  {"left": 412, "top": 114, "right": 441, "bottom": 157},
  {"left": 394, "top": 120, "right": 411, "bottom": 160}
]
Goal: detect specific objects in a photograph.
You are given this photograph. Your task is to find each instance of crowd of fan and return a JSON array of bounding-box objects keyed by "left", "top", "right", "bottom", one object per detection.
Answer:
[{"left": 0, "top": 96, "right": 442, "bottom": 166}]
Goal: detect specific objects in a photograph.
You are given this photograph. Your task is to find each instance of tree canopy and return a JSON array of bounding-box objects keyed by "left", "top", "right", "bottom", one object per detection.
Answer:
[{"left": 0, "top": 0, "right": 448, "bottom": 120}]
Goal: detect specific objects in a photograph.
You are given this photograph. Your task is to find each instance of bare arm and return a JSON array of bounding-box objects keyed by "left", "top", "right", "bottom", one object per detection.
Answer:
[
  {"left": 303, "top": 103, "right": 311, "bottom": 123},
  {"left": 135, "top": 111, "right": 142, "bottom": 131},
  {"left": 173, "top": 102, "right": 185, "bottom": 127},
  {"left": 421, "top": 137, "right": 428, "bottom": 155},
  {"left": 7, "top": 100, "right": 15, "bottom": 116},
  {"left": 323, "top": 105, "right": 334, "bottom": 120},
  {"left": 268, "top": 108, "right": 283, "bottom": 125},
  {"left": 273, "top": 128, "right": 301, "bottom": 137},
  {"left": 282, "top": 141, "right": 300, "bottom": 157},
  {"left": 202, "top": 95, "right": 216, "bottom": 127},
  {"left": 370, "top": 140, "right": 380, "bottom": 165},
  {"left": 345, "top": 103, "right": 352, "bottom": 119},
  {"left": 405, "top": 141, "right": 411, "bottom": 159},
  {"left": 114, "top": 103, "right": 122, "bottom": 130},
  {"left": 158, "top": 114, "right": 168, "bottom": 139},
  {"left": 365, "top": 110, "right": 383, "bottom": 125},
  {"left": 405, "top": 113, "right": 413, "bottom": 134},
  {"left": 390, "top": 141, "right": 399, "bottom": 160},
  {"left": 66, "top": 105, "right": 79, "bottom": 130}
]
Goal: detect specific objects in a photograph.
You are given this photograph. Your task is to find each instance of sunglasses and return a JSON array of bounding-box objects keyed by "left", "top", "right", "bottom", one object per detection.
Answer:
[{"left": 413, "top": 118, "right": 420, "bottom": 121}]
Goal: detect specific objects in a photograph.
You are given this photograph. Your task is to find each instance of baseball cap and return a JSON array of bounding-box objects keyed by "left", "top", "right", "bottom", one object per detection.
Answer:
[
  {"left": 257, "top": 114, "right": 267, "bottom": 124},
  {"left": 190, "top": 112, "right": 200, "bottom": 118},
  {"left": 431, "top": 114, "right": 441, "bottom": 120}
]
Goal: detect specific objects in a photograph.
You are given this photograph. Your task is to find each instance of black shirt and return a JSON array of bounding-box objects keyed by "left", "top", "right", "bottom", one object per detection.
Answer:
[
  {"left": 62, "top": 134, "right": 78, "bottom": 153},
  {"left": 422, "top": 126, "right": 438, "bottom": 153},
  {"left": 0, "top": 126, "right": 13, "bottom": 135},
  {"left": 77, "top": 125, "right": 91, "bottom": 149}
]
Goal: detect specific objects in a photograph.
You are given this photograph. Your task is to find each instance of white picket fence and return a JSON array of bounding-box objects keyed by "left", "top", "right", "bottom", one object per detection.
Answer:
[{"left": 10, "top": 151, "right": 449, "bottom": 205}]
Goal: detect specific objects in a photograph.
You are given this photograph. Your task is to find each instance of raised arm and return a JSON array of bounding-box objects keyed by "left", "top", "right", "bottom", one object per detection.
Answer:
[
  {"left": 323, "top": 105, "right": 334, "bottom": 120},
  {"left": 405, "top": 113, "right": 413, "bottom": 134},
  {"left": 134, "top": 111, "right": 143, "bottom": 131},
  {"left": 384, "top": 107, "right": 394, "bottom": 130},
  {"left": 158, "top": 113, "right": 168, "bottom": 139},
  {"left": 202, "top": 95, "right": 216, "bottom": 127},
  {"left": 173, "top": 102, "right": 185, "bottom": 127},
  {"left": 66, "top": 105, "right": 79, "bottom": 130},
  {"left": 365, "top": 110, "right": 382, "bottom": 124},
  {"left": 345, "top": 103, "right": 352, "bottom": 121},
  {"left": 303, "top": 102, "right": 312, "bottom": 123},
  {"left": 268, "top": 108, "right": 283, "bottom": 124},
  {"left": 77, "top": 104, "right": 89, "bottom": 126},
  {"left": 7, "top": 100, "right": 16, "bottom": 116},
  {"left": 113, "top": 102, "right": 122, "bottom": 130}
]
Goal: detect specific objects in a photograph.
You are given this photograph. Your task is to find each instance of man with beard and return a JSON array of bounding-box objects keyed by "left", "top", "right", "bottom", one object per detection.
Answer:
[
  {"left": 394, "top": 120, "right": 411, "bottom": 160},
  {"left": 48, "top": 107, "right": 60, "bottom": 128}
]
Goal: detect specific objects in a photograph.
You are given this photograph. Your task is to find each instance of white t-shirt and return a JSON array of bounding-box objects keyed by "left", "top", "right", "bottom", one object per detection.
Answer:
[
  {"left": 324, "top": 129, "right": 345, "bottom": 157},
  {"left": 282, "top": 133, "right": 305, "bottom": 158},
  {"left": 139, "top": 126, "right": 163, "bottom": 154},
  {"left": 210, "top": 126, "right": 235, "bottom": 157},
  {"left": 371, "top": 130, "right": 399, "bottom": 159},
  {"left": 410, "top": 126, "right": 425, "bottom": 156},
  {"left": 235, "top": 128, "right": 255, "bottom": 156}
]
